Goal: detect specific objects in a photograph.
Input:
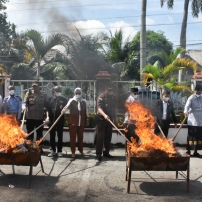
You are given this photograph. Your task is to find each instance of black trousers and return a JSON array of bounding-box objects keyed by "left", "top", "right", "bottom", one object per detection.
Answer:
[
  {"left": 96, "top": 120, "right": 112, "bottom": 155},
  {"left": 125, "top": 124, "right": 139, "bottom": 143},
  {"left": 155, "top": 120, "right": 170, "bottom": 138},
  {"left": 49, "top": 121, "right": 64, "bottom": 153},
  {"left": 26, "top": 119, "right": 44, "bottom": 141}
]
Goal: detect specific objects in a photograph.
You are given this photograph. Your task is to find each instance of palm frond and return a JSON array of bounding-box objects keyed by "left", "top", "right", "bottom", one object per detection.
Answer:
[
  {"left": 172, "top": 58, "right": 197, "bottom": 78},
  {"left": 142, "top": 64, "right": 161, "bottom": 79},
  {"left": 172, "top": 85, "right": 193, "bottom": 93}
]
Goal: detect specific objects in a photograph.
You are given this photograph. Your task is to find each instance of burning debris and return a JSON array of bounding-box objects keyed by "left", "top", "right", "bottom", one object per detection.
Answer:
[
  {"left": 126, "top": 102, "right": 181, "bottom": 157},
  {"left": 0, "top": 115, "right": 39, "bottom": 153}
]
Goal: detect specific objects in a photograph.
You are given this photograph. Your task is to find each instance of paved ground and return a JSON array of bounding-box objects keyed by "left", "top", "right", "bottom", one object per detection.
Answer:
[{"left": 0, "top": 145, "right": 202, "bottom": 202}]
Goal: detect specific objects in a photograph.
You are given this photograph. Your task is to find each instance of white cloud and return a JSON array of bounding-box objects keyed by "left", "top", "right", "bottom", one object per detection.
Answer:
[
  {"left": 138, "top": 17, "right": 155, "bottom": 25},
  {"left": 108, "top": 21, "right": 137, "bottom": 41},
  {"left": 73, "top": 20, "right": 106, "bottom": 36}
]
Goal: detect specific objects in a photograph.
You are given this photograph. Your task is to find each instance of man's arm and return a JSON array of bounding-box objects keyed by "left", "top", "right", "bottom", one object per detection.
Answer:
[{"left": 184, "top": 96, "right": 192, "bottom": 116}]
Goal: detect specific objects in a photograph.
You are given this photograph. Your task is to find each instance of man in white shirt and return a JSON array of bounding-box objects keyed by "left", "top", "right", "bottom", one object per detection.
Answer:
[
  {"left": 154, "top": 90, "right": 177, "bottom": 138},
  {"left": 124, "top": 87, "right": 140, "bottom": 142}
]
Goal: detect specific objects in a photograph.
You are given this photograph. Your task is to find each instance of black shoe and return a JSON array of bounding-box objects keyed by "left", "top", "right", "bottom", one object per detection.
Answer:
[
  {"left": 103, "top": 153, "right": 114, "bottom": 158},
  {"left": 96, "top": 154, "right": 102, "bottom": 161},
  {"left": 193, "top": 152, "right": 201, "bottom": 157}
]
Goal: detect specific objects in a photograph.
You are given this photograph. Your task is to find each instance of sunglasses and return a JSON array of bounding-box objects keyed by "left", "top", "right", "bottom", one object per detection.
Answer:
[{"left": 75, "top": 93, "right": 81, "bottom": 95}]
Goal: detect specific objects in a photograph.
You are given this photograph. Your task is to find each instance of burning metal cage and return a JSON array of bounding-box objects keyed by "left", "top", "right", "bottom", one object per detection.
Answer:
[
  {"left": 0, "top": 146, "right": 44, "bottom": 188},
  {"left": 125, "top": 153, "right": 190, "bottom": 193}
]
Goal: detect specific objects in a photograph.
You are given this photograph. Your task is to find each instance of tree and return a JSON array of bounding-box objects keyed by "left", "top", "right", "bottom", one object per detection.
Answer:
[
  {"left": 16, "top": 30, "right": 64, "bottom": 80},
  {"left": 160, "top": 0, "right": 202, "bottom": 56},
  {"left": 98, "top": 29, "right": 131, "bottom": 80},
  {"left": 55, "top": 32, "right": 108, "bottom": 80},
  {"left": 142, "top": 57, "right": 198, "bottom": 96},
  {"left": 0, "top": 0, "right": 16, "bottom": 38},
  {"left": 126, "top": 30, "right": 173, "bottom": 80}
]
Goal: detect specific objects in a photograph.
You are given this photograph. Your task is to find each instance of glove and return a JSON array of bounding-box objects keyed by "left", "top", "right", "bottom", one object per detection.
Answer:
[
  {"left": 22, "top": 105, "right": 26, "bottom": 111},
  {"left": 45, "top": 117, "right": 49, "bottom": 125}
]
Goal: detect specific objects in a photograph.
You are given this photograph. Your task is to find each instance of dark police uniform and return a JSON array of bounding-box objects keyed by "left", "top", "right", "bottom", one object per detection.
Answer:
[
  {"left": 24, "top": 89, "right": 48, "bottom": 141},
  {"left": 96, "top": 92, "right": 116, "bottom": 156},
  {"left": 3, "top": 95, "right": 22, "bottom": 120},
  {"left": 46, "top": 95, "right": 68, "bottom": 153}
]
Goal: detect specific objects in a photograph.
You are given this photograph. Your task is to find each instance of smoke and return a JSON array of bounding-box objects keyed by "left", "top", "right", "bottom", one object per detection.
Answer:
[{"left": 24, "top": 0, "right": 83, "bottom": 39}]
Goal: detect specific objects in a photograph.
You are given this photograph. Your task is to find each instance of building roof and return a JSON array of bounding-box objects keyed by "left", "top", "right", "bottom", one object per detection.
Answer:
[
  {"left": 185, "top": 50, "right": 202, "bottom": 68},
  {"left": 0, "top": 72, "right": 9, "bottom": 77}
]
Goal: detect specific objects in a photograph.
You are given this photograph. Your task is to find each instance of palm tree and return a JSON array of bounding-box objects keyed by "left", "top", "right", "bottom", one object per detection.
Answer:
[
  {"left": 54, "top": 32, "right": 107, "bottom": 80},
  {"left": 142, "top": 57, "right": 198, "bottom": 96},
  {"left": 16, "top": 30, "right": 63, "bottom": 80},
  {"left": 161, "top": 0, "right": 202, "bottom": 55},
  {"left": 148, "top": 47, "right": 185, "bottom": 67},
  {"left": 99, "top": 29, "right": 131, "bottom": 80}
]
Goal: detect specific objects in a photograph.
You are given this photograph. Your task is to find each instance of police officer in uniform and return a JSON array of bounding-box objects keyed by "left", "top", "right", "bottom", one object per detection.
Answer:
[
  {"left": 3, "top": 85, "right": 22, "bottom": 124},
  {"left": 46, "top": 86, "right": 67, "bottom": 157},
  {"left": 24, "top": 82, "right": 48, "bottom": 141},
  {"left": 96, "top": 84, "right": 117, "bottom": 161}
]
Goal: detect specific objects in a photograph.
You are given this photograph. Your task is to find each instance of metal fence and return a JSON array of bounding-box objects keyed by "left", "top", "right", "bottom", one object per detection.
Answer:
[
  {"left": 10, "top": 80, "right": 96, "bottom": 113},
  {"left": 10, "top": 79, "right": 188, "bottom": 115}
]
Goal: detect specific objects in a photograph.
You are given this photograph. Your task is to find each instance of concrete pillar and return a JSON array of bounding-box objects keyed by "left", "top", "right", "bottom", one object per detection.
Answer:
[
  {"left": 95, "top": 71, "right": 112, "bottom": 111},
  {"left": 95, "top": 71, "right": 112, "bottom": 97}
]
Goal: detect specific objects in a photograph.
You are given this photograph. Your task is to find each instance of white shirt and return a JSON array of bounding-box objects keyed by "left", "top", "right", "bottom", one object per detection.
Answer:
[{"left": 162, "top": 101, "right": 167, "bottom": 120}]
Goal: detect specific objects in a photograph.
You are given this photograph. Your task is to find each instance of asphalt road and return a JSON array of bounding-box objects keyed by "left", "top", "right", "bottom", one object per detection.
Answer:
[{"left": 0, "top": 146, "right": 202, "bottom": 202}]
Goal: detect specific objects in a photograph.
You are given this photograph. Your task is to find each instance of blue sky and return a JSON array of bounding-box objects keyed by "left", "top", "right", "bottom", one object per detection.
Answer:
[{"left": 6, "top": 0, "right": 202, "bottom": 49}]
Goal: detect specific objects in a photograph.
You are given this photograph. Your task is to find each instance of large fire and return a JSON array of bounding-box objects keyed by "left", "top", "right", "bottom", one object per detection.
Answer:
[
  {"left": 0, "top": 114, "right": 27, "bottom": 153},
  {"left": 126, "top": 102, "right": 177, "bottom": 157}
]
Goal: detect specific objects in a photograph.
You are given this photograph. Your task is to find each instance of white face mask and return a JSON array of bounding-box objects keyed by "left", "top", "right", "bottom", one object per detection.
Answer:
[
  {"left": 75, "top": 94, "right": 81, "bottom": 99},
  {"left": 195, "top": 94, "right": 201, "bottom": 98},
  {"left": 9, "top": 90, "right": 15, "bottom": 95},
  {"left": 163, "top": 97, "right": 169, "bottom": 102},
  {"left": 55, "top": 92, "right": 61, "bottom": 97}
]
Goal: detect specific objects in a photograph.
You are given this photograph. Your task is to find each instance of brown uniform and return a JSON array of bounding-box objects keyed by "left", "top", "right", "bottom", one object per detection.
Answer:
[
  {"left": 67, "top": 98, "right": 88, "bottom": 154},
  {"left": 96, "top": 92, "right": 116, "bottom": 155}
]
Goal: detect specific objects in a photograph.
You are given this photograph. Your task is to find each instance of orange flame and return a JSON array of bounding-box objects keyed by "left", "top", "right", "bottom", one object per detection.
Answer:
[
  {"left": 0, "top": 114, "right": 27, "bottom": 152},
  {"left": 126, "top": 102, "right": 176, "bottom": 157}
]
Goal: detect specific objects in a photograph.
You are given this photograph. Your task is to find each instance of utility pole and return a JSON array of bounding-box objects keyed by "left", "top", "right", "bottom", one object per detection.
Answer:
[{"left": 140, "top": 0, "right": 147, "bottom": 84}]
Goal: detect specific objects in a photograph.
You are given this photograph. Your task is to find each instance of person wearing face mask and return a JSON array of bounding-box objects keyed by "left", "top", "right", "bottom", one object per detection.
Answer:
[
  {"left": 46, "top": 86, "right": 67, "bottom": 157},
  {"left": 24, "top": 81, "right": 48, "bottom": 142},
  {"left": 184, "top": 85, "right": 202, "bottom": 157},
  {"left": 95, "top": 84, "right": 117, "bottom": 161},
  {"left": 2, "top": 85, "right": 22, "bottom": 125},
  {"left": 154, "top": 89, "right": 177, "bottom": 138},
  {"left": 61, "top": 87, "right": 88, "bottom": 158},
  {"left": 124, "top": 87, "right": 140, "bottom": 143}
]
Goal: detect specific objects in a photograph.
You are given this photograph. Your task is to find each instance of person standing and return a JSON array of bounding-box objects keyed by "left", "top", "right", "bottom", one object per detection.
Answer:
[
  {"left": 96, "top": 84, "right": 117, "bottom": 161},
  {"left": 62, "top": 87, "right": 88, "bottom": 158},
  {"left": 154, "top": 89, "right": 177, "bottom": 138},
  {"left": 3, "top": 85, "right": 22, "bottom": 125},
  {"left": 124, "top": 87, "right": 140, "bottom": 142},
  {"left": 24, "top": 82, "right": 49, "bottom": 141},
  {"left": 46, "top": 86, "right": 67, "bottom": 157},
  {"left": 184, "top": 85, "right": 202, "bottom": 157}
]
